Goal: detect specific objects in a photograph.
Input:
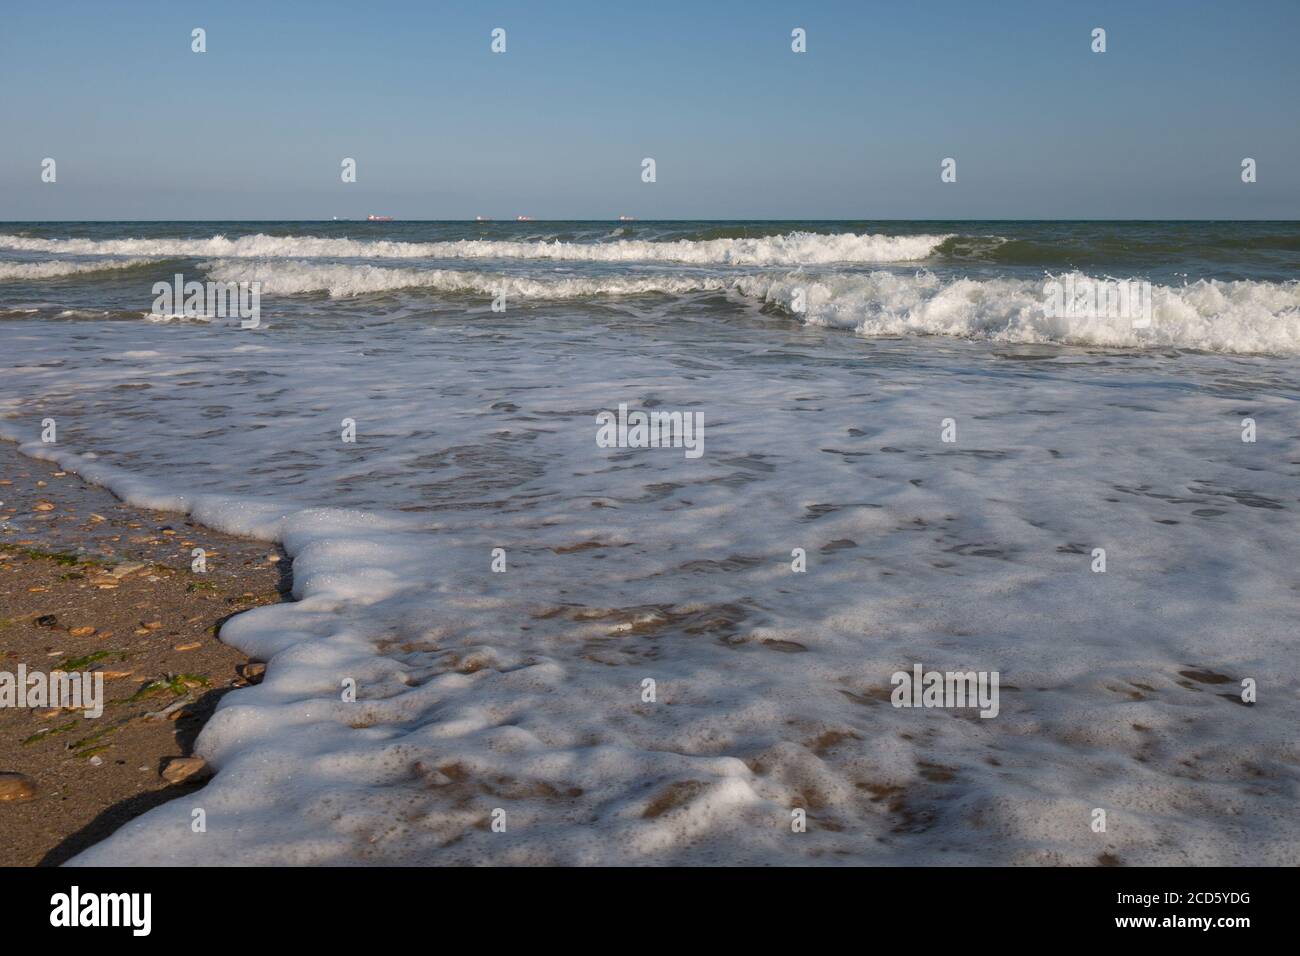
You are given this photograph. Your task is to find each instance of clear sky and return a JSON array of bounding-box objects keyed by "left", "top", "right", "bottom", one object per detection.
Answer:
[{"left": 1, "top": 0, "right": 1296, "bottom": 220}]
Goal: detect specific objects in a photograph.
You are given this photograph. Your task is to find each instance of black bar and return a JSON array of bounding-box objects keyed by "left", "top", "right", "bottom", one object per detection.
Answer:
[{"left": 5, "top": 865, "right": 1282, "bottom": 940}]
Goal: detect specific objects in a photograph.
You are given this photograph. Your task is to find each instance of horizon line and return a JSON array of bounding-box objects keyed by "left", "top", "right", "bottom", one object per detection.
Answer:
[{"left": 3, "top": 217, "right": 1299, "bottom": 224}]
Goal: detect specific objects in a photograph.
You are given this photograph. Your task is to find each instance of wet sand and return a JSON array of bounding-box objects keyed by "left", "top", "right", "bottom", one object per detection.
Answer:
[{"left": 0, "top": 441, "right": 290, "bottom": 865}]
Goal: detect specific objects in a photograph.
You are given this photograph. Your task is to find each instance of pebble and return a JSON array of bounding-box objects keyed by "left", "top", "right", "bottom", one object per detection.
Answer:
[
  {"left": 34, "top": 501, "right": 55, "bottom": 512},
  {"left": 173, "top": 641, "right": 202, "bottom": 651},
  {"left": 69, "top": 626, "right": 97, "bottom": 637},
  {"left": 239, "top": 661, "right": 267, "bottom": 682},
  {"left": 0, "top": 773, "right": 38, "bottom": 802},
  {"left": 161, "top": 757, "right": 211, "bottom": 785}
]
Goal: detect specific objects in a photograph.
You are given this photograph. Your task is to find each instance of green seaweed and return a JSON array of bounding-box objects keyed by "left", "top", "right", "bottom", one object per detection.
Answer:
[{"left": 55, "top": 650, "right": 112, "bottom": 670}]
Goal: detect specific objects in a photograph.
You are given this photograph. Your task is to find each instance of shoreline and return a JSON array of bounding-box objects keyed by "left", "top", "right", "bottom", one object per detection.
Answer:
[{"left": 0, "top": 440, "right": 291, "bottom": 866}]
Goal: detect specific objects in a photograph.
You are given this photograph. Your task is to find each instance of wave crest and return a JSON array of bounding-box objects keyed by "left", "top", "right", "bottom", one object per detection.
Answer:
[
  {"left": 0, "top": 230, "right": 949, "bottom": 266},
  {"left": 203, "top": 260, "right": 1300, "bottom": 355},
  {"left": 0, "top": 258, "right": 160, "bottom": 280}
]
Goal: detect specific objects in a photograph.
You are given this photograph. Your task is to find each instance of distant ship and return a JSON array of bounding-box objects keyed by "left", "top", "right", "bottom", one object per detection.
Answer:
[
  {"left": 475, "top": 216, "right": 492, "bottom": 222},
  {"left": 516, "top": 215, "right": 533, "bottom": 222},
  {"left": 618, "top": 215, "right": 636, "bottom": 222},
  {"left": 367, "top": 214, "right": 394, "bottom": 222}
]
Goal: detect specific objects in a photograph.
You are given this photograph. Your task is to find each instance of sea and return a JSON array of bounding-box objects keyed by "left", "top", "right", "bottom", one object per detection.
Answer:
[{"left": 1, "top": 220, "right": 1297, "bottom": 864}]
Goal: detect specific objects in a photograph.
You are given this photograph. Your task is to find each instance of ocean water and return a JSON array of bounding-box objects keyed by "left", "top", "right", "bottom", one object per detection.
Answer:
[{"left": 1, "top": 220, "right": 1298, "bottom": 865}]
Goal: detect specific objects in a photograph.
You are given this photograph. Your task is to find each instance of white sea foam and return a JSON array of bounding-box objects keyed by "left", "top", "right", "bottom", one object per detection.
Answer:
[
  {"left": 202, "top": 259, "right": 1300, "bottom": 355},
  {"left": 738, "top": 271, "right": 1300, "bottom": 355},
  {"left": 202, "top": 258, "right": 730, "bottom": 299},
  {"left": 3, "top": 299, "right": 1296, "bottom": 867},
  {"left": 142, "top": 312, "right": 214, "bottom": 323},
  {"left": 0, "top": 231, "right": 948, "bottom": 265},
  {"left": 0, "top": 257, "right": 159, "bottom": 280}
]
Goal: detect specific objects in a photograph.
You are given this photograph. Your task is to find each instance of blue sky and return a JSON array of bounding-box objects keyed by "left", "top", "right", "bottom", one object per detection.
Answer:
[{"left": 1, "top": 0, "right": 1296, "bottom": 220}]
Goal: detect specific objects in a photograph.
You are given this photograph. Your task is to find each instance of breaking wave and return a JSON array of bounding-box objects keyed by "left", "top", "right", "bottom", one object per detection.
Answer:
[
  {"left": 0, "top": 231, "right": 949, "bottom": 266},
  {"left": 0, "top": 257, "right": 161, "bottom": 280},
  {"left": 202, "top": 259, "right": 1300, "bottom": 355}
]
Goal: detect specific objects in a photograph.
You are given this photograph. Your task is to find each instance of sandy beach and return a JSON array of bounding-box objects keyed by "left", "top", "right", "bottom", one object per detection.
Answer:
[{"left": 0, "top": 441, "right": 289, "bottom": 865}]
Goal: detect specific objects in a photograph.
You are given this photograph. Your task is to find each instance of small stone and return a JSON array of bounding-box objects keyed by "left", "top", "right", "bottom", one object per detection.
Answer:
[
  {"left": 161, "top": 757, "right": 211, "bottom": 785},
  {"left": 101, "top": 670, "right": 133, "bottom": 680},
  {"left": 173, "top": 641, "right": 202, "bottom": 651},
  {"left": 88, "top": 755, "right": 104, "bottom": 767},
  {"left": 142, "top": 620, "right": 163, "bottom": 630},
  {"left": 34, "top": 501, "right": 55, "bottom": 512},
  {"left": 0, "top": 772, "right": 38, "bottom": 802},
  {"left": 238, "top": 661, "right": 267, "bottom": 682},
  {"left": 69, "top": 626, "right": 97, "bottom": 637}
]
